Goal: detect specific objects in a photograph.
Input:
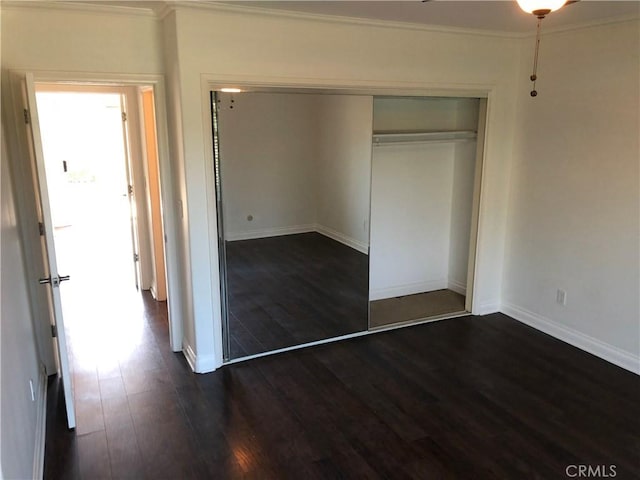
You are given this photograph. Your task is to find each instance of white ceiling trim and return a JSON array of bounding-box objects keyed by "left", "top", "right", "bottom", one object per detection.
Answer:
[
  {"left": 0, "top": 0, "right": 157, "bottom": 18},
  {"left": 166, "top": 1, "right": 521, "bottom": 38},
  {"left": 3, "top": 1, "right": 637, "bottom": 38},
  {"left": 532, "top": 12, "right": 639, "bottom": 36}
]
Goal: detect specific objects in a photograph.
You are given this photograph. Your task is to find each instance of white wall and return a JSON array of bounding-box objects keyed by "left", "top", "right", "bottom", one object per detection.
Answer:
[
  {"left": 370, "top": 97, "right": 478, "bottom": 300},
  {"left": 0, "top": 6, "right": 162, "bottom": 75},
  {"left": 0, "top": 1, "right": 634, "bottom": 383},
  {"left": 1, "top": 121, "right": 44, "bottom": 480},
  {"left": 448, "top": 140, "right": 477, "bottom": 294},
  {"left": 373, "top": 97, "right": 459, "bottom": 132},
  {"left": 218, "top": 92, "right": 318, "bottom": 240},
  {"left": 315, "top": 95, "right": 373, "bottom": 252},
  {"left": 370, "top": 142, "right": 455, "bottom": 300},
  {"left": 161, "top": 10, "right": 189, "bottom": 354},
  {"left": 370, "top": 140, "right": 477, "bottom": 300},
  {"left": 218, "top": 92, "right": 373, "bottom": 252},
  {"left": 1, "top": 2, "right": 520, "bottom": 374},
  {"left": 171, "top": 3, "right": 519, "bottom": 368},
  {"left": 503, "top": 19, "right": 640, "bottom": 372},
  {"left": 451, "top": 91, "right": 481, "bottom": 295},
  {"left": 0, "top": 4, "right": 172, "bottom": 364}
]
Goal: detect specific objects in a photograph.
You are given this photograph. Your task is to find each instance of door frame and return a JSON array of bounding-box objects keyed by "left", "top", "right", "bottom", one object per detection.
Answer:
[
  {"left": 7, "top": 70, "right": 182, "bottom": 359},
  {"left": 139, "top": 87, "right": 168, "bottom": 302},
  {"left": 201, "top": 75, "right": 493, "bottom": 367}
]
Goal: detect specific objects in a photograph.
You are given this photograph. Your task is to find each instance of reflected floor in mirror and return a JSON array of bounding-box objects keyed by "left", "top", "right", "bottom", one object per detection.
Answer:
[
  {"left": 370, "top": 289, "right": 466, "bottom": 328},
  {"left": 225, "top": 232, "right": 369, "bottom": 359}
]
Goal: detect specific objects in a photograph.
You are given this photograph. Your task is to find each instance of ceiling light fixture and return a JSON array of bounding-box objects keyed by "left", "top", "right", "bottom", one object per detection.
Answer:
[
  {"left": 517, "top": 0, "right": 574, "bottom": 96},
  {"left": 221, "top": 88, "right": 242, "bottom": 93},
  {"left": 517, "top": 0, "right": 566, "bottom": 17}
]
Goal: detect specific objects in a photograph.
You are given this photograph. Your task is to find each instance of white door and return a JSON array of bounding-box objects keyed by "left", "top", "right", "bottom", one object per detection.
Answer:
[
  {"left": 119, "top": 93, "right": 142, "bottom": 290},
  {"left": 23, "top": 72, "right": 76, "bottom": 429}
]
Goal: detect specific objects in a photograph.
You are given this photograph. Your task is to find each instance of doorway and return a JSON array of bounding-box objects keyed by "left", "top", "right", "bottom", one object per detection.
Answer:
[{"left": 33, "top": 84, "right": 170, "bottom": 429}]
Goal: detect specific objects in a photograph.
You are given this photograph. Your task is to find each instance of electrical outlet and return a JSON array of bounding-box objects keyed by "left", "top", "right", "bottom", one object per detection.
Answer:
[
  {"left": 556, "top": 289, "right": 567, "bottom": 306},
  {"left": 29, "top": 379, "right": 35, "bottom": 402}
]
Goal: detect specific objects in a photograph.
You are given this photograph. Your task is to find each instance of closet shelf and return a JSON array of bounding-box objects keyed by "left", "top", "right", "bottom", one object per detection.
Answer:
[{"left": 372, "top": 130, "right": 477, "bottom": 146}]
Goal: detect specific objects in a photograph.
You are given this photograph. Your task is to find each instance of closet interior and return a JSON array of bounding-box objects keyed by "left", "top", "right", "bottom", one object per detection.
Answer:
[
  {"left": 369, "top": 96, "right": 481, "bottom": 328},
  {"left": 212, "top": 90, "right": 484, "bottom": 361}
]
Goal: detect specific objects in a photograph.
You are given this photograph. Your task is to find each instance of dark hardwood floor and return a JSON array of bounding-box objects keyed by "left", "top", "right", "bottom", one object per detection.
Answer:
[
  {"left": 45, "top": 295, "right": 640, "bottom": 479},
  {"left": 225, "top": 232, "right": 369, "bottom": 358}
]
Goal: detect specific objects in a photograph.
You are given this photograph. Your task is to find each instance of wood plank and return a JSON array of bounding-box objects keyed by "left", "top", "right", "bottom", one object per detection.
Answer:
[
  {"left": 44, "top": 292, "right": 640, "bottom": 479},
  {"left": 226, "top": 233, "right": 369, "bottom": 357}
]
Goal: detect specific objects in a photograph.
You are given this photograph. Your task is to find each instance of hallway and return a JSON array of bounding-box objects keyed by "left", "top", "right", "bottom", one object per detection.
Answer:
[{"left": 45, "top": 291, "right": 192, "bottom": 479}]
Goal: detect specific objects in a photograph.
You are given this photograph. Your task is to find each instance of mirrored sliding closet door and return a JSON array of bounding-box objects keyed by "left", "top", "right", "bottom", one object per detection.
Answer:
[
  {"left": 212, "top": 90, "right": 487, "bottom": 361},
  {"left": 212, "top": 91, "right": 373, "bottom": 360}
]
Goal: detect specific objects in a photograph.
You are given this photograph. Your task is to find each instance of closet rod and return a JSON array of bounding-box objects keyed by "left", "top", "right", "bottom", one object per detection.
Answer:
[{"left": 372, "top": 130, "right": 477, "bottom": 146}]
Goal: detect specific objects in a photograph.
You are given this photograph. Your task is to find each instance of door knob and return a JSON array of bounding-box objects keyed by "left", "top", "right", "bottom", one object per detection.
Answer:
[{"left": 39, "top": 275, "right": 70, "bottom": 286}]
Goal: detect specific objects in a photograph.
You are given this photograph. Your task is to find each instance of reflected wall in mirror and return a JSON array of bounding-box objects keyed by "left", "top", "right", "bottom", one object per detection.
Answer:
[
  {"left": 215, "top": 91, "right": 372, "bottom": 359},
  {"left": 369, "top": 97, "right": 482, "bottom": 328}
]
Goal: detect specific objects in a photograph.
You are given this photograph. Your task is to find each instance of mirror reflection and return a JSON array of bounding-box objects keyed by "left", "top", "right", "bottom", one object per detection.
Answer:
[{"left": 215, "top": 91, "right": 372, "bottom": 359}]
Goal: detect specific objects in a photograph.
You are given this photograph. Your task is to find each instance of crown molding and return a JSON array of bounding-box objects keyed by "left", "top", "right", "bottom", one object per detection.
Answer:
[
  {"left": 162, "top": 1, "right": 639, "bottom": 39},
  {"left": 164, "top": 1, "right": 521, "bottom": 39},
  {"left": 157, "top": 0, "right": 176, "bottom": 20},
  {"left": 0, "top": 1, "right": 157, "bottom": 18},
  {"left": 537, "top": 12, "right": 639, "bottom": 37},
  {"left": 3, "top": 0, "right": 637, "bottom": 38}
]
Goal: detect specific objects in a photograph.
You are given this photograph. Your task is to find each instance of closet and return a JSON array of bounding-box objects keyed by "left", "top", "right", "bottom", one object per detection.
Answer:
[
  {"left": 369, "top": 96, "right": 482, "bottom": 327},
  {"left": 211, "top": 90, "right": 486, "bottom": 361}
]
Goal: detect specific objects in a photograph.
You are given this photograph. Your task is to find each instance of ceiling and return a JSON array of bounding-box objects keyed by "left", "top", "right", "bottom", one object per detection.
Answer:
[
  {"left": 217, "top": 1, "right": 639, "bottom": 33},
  {"left": 70, "top": 1, "right": 639, "bottom": 33}
]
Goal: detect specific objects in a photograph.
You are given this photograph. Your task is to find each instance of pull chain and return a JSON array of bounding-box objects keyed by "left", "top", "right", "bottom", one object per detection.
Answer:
[{"left": 530, "top": 16, "right": 543, "bottom": 97}]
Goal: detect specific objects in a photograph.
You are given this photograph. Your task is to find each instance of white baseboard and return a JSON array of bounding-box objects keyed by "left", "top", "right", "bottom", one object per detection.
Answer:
[
  {"left": 314, "top": 224, "right": 369, "bottom": 254},
  {"left": 225, "top": 223, "right": 370, "bottom": 255},
  {"left": 225, "top": 224, "right": 316, "bottom": 241},
  {"left": 194, "top": 353, "right": 217, "bottom": 373},
  {"left": 370, "top": 279, "right": 448, "bottom": 301},
  {"left": 182, "top": 341, "right": 197, "bottom": 372},
  {"left": 474, "top": 300, "right": 500, "bottom": 315},
  {"left": 182, "top": 341, "right": 218, "bottom": 374},
  {"left": 502, "top": 303, "right": 640, "bottom": 375},
  {"left": 33, "top": 367, "right": 47, "bottom": 480},
  {"left": 448, "top": 279, "right": 467, "bottom": 296},
  {"left": 150, "top": 285, "right": 167, "bottom": 302}
]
